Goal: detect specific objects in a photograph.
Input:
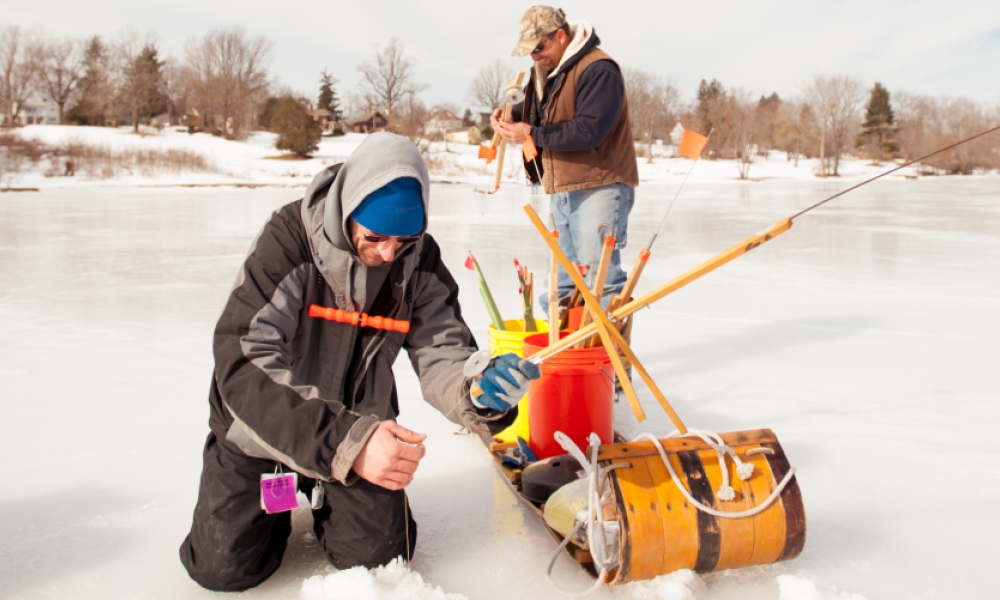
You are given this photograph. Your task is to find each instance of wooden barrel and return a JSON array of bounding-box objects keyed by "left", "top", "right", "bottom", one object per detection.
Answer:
[{"left": 596, "top": 429, "right": 805, "bottom": 584}]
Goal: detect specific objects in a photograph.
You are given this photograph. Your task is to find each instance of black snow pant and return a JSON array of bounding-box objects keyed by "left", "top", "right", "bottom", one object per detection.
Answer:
[{"left": 179, "top": 432, "right": 417, "bottom": 592}]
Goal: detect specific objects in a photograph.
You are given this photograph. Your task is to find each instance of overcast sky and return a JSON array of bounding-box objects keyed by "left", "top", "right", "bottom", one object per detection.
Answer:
[{"left": 8, "top": 0, "right": 1000, "bottom": 109}]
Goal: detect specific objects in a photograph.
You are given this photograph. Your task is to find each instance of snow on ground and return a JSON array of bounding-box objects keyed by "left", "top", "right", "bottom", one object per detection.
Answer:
[
  {"left": 1, "top": 128, "right": 998, "bottom": 600},
  {"left": 7, "top": 125, "right": 939, "bottom": 192}
]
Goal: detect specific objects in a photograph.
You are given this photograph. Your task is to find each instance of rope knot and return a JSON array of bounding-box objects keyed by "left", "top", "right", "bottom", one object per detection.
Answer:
[
  {"left": 736, "top": 461, "right": 755, "bottom": 481},
  {"left": 716, "top": 485, "right": 736, "bottom": 502}
]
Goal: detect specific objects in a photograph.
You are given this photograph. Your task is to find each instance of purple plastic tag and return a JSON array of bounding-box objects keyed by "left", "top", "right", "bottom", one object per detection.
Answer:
[{"left": 260, "top": 473, "right": 299, "bottom": 514}]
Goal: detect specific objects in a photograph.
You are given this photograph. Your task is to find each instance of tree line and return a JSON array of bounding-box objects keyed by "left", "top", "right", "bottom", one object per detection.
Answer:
[
  {"left": 616, "top": 72, "right": 999, "bottom": 178},
  {"left": 3, "top": 21, "right": 997, "bottom": 174}
]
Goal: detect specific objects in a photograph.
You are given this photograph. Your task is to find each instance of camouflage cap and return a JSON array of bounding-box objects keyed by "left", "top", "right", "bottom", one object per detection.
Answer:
[{"left": 511, "top": 6, "right": 567, "bottom": 57}]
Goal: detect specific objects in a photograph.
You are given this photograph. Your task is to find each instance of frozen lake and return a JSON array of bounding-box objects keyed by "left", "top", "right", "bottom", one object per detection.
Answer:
[{"left": 1, "top": 175, "right": 998, "bottom": 600}]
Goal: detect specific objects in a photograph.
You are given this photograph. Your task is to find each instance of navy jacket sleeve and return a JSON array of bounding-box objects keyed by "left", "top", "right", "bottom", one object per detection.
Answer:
[{"left": 529, "top": 61, "right": 624, "bottom": 152}]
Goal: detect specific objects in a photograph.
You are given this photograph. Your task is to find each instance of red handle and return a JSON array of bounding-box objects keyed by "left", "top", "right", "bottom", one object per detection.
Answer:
[{"left": 307, "top": 304, "right": 410, "bottom": 334}]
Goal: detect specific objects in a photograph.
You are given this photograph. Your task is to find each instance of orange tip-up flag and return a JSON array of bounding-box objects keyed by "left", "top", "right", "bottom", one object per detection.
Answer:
[
  {"left": 478, "top": 144, "right": 497, "bottom": 161},
  {"left": 522, "top": 135, "right": 538, "bottom": 161},
  {"left": 678, "top": 129, "right": 709, "bottom": 160},
  {"left": 464, "top": 252, "right": 477, "bottom": 271}
]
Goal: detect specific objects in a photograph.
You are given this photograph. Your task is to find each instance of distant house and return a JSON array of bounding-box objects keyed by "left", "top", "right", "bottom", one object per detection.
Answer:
[
  {"left": 350, "top": 106, "right": 391, "bottom": 134},
  {"left": 446, "top": 126, "right": 484, "bottom": 145},
  {"left": 425, "top": 109, "right": 463, "bottom": 138},
  {"left": 3, "top": 93, "right": 59, "bottom": 125},
  {"left": 308, "top": 107, "right": 340, "bottom": 132},
  {"left": 150, "top": 113, "right": 172, "bottom": 128},
  {"left": 670, "top": 122, "right": 684, "bottom": 146}
]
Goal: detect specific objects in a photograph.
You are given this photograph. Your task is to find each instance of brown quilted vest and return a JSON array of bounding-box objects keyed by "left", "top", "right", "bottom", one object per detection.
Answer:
[{"left": 540, "top": 47, "right": 639, "bottom": 194}]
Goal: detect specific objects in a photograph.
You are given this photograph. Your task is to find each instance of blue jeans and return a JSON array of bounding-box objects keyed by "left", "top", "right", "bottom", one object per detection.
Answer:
[{"left": 539, "top": 182, "right": 635, "bottom": 312}]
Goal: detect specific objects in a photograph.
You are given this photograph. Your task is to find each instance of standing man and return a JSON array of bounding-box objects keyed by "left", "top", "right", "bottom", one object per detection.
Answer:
[
  {"left": 179, "top": 133, "right": 539, "bottom": 592},
  {"left": 492, "top": 5, "right": 639, "bottom": 311}
]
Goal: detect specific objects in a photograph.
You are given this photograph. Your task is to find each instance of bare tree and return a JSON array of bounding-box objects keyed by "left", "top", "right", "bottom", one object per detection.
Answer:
[
  {"left": 894, "top": 91, "right": 935, "bottom": 164},
  {"left": 754, "top": 92, "right": 782, "bottom": 157},
  {"left": 725, "top": 88, "right": 757, "bottom": 179},
  {"left": 467, "top": 59, "right": 509, "bottom": 111},
  {"left": 894, "top": 93, "right": 998, "bottom": 174},
  {"left": 184, "top": 27, "right": 273, "bottom": 139},
  {"left": 38, "top": 35, "right": 83, "bottom": 123},
  {"left": 1, "top": 25, "right": 43, "bottom": 123},
  {"left": 390, "top": 94, "right": 431, "bottom": 154},
  {"left": 357, "top": 37, "right": 425, "bottom": 112},
  {"left": 341, "top": 88, "right": 368, "bottom": 124},
  {"left": 774, "top": 98, "right": 817, "bottom": 166},
  {"left": 160, "top": 59, "right": 186, "bottom": 126},
  {"left": 624, "top": 67, "right": 681, "bottom": 163},
  {"left": 393, "top": 94, "right": 431, "bottom": 152},
  {"left": 806, "top": 74, "right": 866, "bottom": 176}
]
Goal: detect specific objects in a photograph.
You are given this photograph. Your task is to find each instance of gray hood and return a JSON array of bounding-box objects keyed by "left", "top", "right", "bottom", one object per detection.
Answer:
[
  {"left": 323, "top": 132, "right": 430, "bottom": 252},
  {"left": 300, "top": 133, "right": 430, "bottom": 311}
]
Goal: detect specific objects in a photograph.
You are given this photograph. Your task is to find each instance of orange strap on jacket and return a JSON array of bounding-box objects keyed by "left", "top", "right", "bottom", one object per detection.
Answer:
[{"left": 307, "top": 304, "right": 410, "bottom": 334}]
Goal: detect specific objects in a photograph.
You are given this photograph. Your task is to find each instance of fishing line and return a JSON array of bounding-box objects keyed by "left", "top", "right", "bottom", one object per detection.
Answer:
[
  {"left": 791, "top": 123, "right": 1000, "bottom": 219},
  {"left": 646, "top": 127, "right": 717, "bottom": 252}
]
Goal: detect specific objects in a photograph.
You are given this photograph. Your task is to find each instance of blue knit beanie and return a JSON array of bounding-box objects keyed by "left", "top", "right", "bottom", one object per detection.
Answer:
[{"left": 350, "top": 177, "right": 425, "bottom": 236}]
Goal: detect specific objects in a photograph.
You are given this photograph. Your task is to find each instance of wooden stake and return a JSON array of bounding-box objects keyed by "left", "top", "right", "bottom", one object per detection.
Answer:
[
  {"left": 548, "top": 231, "right": 560, "bottom": 346},
  {"left": 577, "top": 234, "right": 615, "bottom": 348}
]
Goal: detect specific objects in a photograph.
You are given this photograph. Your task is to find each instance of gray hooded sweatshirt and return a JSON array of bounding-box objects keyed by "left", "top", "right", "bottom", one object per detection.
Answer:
[{"left": 207, "top": 133, "right": 515, "bottom": 484}]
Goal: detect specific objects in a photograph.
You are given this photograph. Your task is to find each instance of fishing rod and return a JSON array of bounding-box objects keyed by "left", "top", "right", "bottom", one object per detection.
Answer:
[
  {"left": 533, "top": 122, "right": 1000, "bottom": 359},
  {"left": 476, "top": 71, "right": 528, "bottom": 195}
]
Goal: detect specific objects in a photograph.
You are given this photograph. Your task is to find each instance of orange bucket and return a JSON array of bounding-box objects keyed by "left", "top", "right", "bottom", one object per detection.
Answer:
[{"left": 522, "top": 332, "right": 614, "bottom": 459}]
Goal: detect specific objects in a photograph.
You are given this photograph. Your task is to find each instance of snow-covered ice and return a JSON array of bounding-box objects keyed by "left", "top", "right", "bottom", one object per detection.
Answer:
[{"left": 1, "top": 142, "right": 998, "bottom": 599}]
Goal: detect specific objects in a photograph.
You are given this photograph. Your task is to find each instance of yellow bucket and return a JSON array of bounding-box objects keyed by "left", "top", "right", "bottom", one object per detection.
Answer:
[{"left": 488, "top": 319, "right": 549, "bottom": 443}]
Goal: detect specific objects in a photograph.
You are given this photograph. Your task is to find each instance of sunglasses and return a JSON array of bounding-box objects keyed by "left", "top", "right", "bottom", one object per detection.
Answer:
[
  {"left": 361, "top": 233, "right": 421, "bottom": 245},
  {"left": 530, "top": 34, "right": 555, "bottom": 55},
  {"left": 357, "top": 223, "right": 422, "bottom": 245}
]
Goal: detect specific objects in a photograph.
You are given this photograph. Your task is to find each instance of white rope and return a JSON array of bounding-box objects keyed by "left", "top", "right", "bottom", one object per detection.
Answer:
[
  {"left": 544, "top": 432, "right": 623, "bottom": 598},
  {"left": 633, "top": 430, "right": 796, "bottom": 520}
]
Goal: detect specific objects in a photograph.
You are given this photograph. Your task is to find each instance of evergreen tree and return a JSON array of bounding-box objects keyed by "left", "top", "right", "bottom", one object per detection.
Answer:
[
  {"left": 273, "top": 96, "right": 321, "bottom": 158},
  {"left": 258, "top": 96, "right": 281, "bottom": 129},
  {"left": 695, "top": 78, "right": 725, "bottom": 137},
  {"left": 317, "top": 68, "right": 341, "bottom": 119},
  {"left": 135, "top": 45, "right": 167, "bottom": 123},
  {"left": 756, "top": 92, "right": 782, "bottom": 153},
  {"left": 67, "top": 36, "right": 109, "bottom": 126},
  {"left": 856, "top": 82, "right": 898, "bottom": 162},
  {"left": 122, "top": 43, "right": 166, "bottom": 132}
]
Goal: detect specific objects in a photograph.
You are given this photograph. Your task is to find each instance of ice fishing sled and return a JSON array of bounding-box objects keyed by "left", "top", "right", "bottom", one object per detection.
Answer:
[{"left": 483, "top": 426, "right": 805, "bottom": 585}]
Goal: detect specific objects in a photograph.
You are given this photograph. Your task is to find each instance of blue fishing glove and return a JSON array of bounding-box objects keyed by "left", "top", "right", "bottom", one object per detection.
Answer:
[{"left": 472, "top": 353, "right": 541, "bottom": 411}]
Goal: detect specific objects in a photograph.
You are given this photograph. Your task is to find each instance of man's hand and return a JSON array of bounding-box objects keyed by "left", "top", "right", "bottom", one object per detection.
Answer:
[
  {"left": 494, "top": 120, "right": 532, "bottom": 145},
  {"left": 351, "top": 421, "right": 427, "bottom": 490},
  {"left": 490, "top": 108, "right": 532, "bottom": 145},
  {"left": 472, "top": 353, "right": 541, "bottom": 411}
]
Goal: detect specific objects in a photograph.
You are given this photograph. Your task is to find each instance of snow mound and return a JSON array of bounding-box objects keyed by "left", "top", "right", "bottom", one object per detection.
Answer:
[
  {"left": 777, "top": 574, "right": 868, "bottom": 600},
  {"left": 300, "top": 558, "right": 466, "bottom": 600},
  {"left": 613, "top": 569, "right": 706, "bottom": 599}
]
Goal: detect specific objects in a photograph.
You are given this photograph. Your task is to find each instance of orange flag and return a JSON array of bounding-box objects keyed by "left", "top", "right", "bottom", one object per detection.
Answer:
[
  {"left": 678, "top": 129, "right": 709, "bottom": 160},
  {"left": 522, "top": 135, "right": 538, "bottom": 161},
  {"left": 478, "top": 144, "right": 498, "bottom": 161}
]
